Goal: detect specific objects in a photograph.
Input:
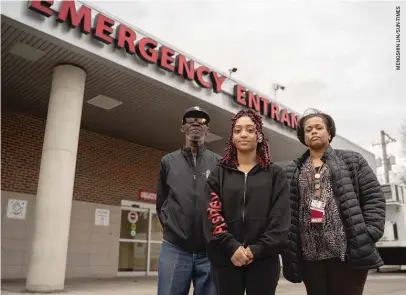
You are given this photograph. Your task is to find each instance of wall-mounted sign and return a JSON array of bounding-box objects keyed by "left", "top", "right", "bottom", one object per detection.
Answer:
[
  {"left": 6, "top": 199, "right": 27, "bottom": 220},
  {"left": 127, "top": 211, "right": 139, "bottom": 224},
  {"left": 95, "top": 208, "right": 110, "bottom": 226},
  {"left": 138, "top": 190, "right": 157, "bottom": 203},
  {"left": 28, "top": 0, "right": 301, "bottom": 130}
]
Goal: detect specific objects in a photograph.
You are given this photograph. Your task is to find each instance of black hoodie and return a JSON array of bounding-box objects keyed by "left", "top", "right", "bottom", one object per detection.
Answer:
[{"left": 202, "top": 162, "right": 291, "bottom": 266}]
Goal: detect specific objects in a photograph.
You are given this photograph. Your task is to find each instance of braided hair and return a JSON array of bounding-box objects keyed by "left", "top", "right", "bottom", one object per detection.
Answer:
[{"left": 221, "top": 109, "right": 271, "bottom": 169}]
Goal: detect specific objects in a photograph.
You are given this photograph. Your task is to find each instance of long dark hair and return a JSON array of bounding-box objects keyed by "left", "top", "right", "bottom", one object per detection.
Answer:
[{"left": 221, "top": 109, "right": 271, "bottom": 169}]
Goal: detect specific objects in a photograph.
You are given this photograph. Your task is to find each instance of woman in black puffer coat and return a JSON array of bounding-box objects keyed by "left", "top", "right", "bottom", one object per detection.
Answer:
[{"left": 281, "top": 109, "right": 386, "bottom": 295}]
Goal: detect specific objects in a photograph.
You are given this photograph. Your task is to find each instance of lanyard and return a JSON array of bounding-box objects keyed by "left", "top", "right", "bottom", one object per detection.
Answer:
[{"left": 312, "top": 163, "right": 323, "bottom": 199}]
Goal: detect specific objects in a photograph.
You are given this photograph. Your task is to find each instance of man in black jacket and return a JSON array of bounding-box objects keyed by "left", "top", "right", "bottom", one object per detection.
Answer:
[{"left": 156, "top": 106, "right": 221, "bottom": 295}]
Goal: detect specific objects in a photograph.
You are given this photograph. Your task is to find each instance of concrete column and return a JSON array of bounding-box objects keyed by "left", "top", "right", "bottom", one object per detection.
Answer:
[{"left": 26, "top": 64, "right": 86, "bottom": 292}]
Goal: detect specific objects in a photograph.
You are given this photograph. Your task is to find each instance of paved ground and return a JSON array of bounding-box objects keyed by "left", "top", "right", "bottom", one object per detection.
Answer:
[{"left": 2, "top": 272, "right": 406, "bottom": 295}]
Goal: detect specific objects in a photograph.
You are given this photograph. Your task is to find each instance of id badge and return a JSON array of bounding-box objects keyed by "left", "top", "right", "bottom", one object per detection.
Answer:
[{"left": 310, "top": 199, "right": 325, "bottom": 223}]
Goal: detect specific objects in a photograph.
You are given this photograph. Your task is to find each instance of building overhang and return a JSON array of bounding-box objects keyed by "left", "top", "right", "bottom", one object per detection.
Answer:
[
  {"left": 1, "top": 2, "right": 306, "bottom": 161},
  {"left": 2, "top": 0, "right": 375, "bottom": 166}
]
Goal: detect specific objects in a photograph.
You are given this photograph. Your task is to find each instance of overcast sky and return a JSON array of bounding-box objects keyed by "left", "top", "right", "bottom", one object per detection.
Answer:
[{"left": 90, "top": 0, "right": 405, "bottom": 180}]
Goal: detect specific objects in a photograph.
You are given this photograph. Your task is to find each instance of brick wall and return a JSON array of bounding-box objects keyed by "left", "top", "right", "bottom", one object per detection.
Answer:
[{"left": 1, "top": 110, "right": 166, "bottom": 206}]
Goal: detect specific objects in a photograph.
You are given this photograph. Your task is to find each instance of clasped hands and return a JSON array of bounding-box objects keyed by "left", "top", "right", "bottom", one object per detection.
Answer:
[{"left": 231, "top": 246, "right": 254, "bottom": 267}]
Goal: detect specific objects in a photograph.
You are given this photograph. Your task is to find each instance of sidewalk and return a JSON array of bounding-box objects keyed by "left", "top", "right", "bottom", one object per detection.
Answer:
[
  {"left": 2, "top": 272, "right": 405, "bottom": 295},
  {"left": 0, "top": 277, "right": 297, "bottom": 295},
  {"left": 0, "top": 271, "right": 284, "bottom": 295},
  {"left": 1, "top": 277, "right": 162, "bottom": 295}
]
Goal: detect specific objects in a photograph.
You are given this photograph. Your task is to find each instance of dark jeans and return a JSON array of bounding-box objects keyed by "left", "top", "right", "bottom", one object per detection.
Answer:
[
  {"left": 211, "top": 256, "right": 280, "bottom": 295},
  {"left": 157, "top": 241, "right": 216, "bottom": 295},
  {"left": 300, "top": 258, "right": 368, "bottom": 295}
]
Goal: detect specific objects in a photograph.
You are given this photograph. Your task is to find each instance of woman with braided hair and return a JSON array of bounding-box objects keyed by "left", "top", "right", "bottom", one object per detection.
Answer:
[{"left": 202, "top": 109, "right": 291, "bottom": 295}]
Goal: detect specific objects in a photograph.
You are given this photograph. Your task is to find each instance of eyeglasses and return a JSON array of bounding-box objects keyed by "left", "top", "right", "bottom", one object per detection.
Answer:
[{"left": 183, "top": 117, "right": 208, "bottom": 125}]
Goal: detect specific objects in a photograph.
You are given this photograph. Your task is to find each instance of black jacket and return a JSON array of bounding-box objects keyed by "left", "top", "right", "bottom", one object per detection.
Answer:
[
  {"left": 156, "top": 146, "right": 221, "bottom": 253},
  {"left": 202, "top": 162, "right": 291, "bottom": 266},
  {"left": 282, "top": 145, "right": 386, "bottom": 283}
]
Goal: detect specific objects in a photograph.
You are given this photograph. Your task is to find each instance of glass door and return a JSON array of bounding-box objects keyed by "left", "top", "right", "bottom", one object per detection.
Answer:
[
  {"left": 118, "top": 207, "right": 150, "bottom": 275},
  {"left": 148, "top": 210, "right": 163, "bottom": 275}
]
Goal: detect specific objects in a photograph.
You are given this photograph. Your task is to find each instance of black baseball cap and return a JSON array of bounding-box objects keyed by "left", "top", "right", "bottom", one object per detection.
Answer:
[{"left": 182, "top": 106, "right": 210, "bottom": 124}]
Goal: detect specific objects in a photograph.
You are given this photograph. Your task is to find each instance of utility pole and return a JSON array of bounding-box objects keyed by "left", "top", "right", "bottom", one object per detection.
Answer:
[{"left": 373, "top": 130, "right": 396, "bottom": 184}]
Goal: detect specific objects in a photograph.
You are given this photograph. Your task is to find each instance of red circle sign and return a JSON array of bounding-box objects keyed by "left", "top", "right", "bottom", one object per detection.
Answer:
[{"left": 128, "top": 211, "right": 138, "bottom": 224}]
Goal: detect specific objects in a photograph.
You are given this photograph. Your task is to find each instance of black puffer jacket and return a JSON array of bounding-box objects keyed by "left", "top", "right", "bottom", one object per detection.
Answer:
[{"left": 282, "top": 145, "right": 386, "bottom": 283}]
